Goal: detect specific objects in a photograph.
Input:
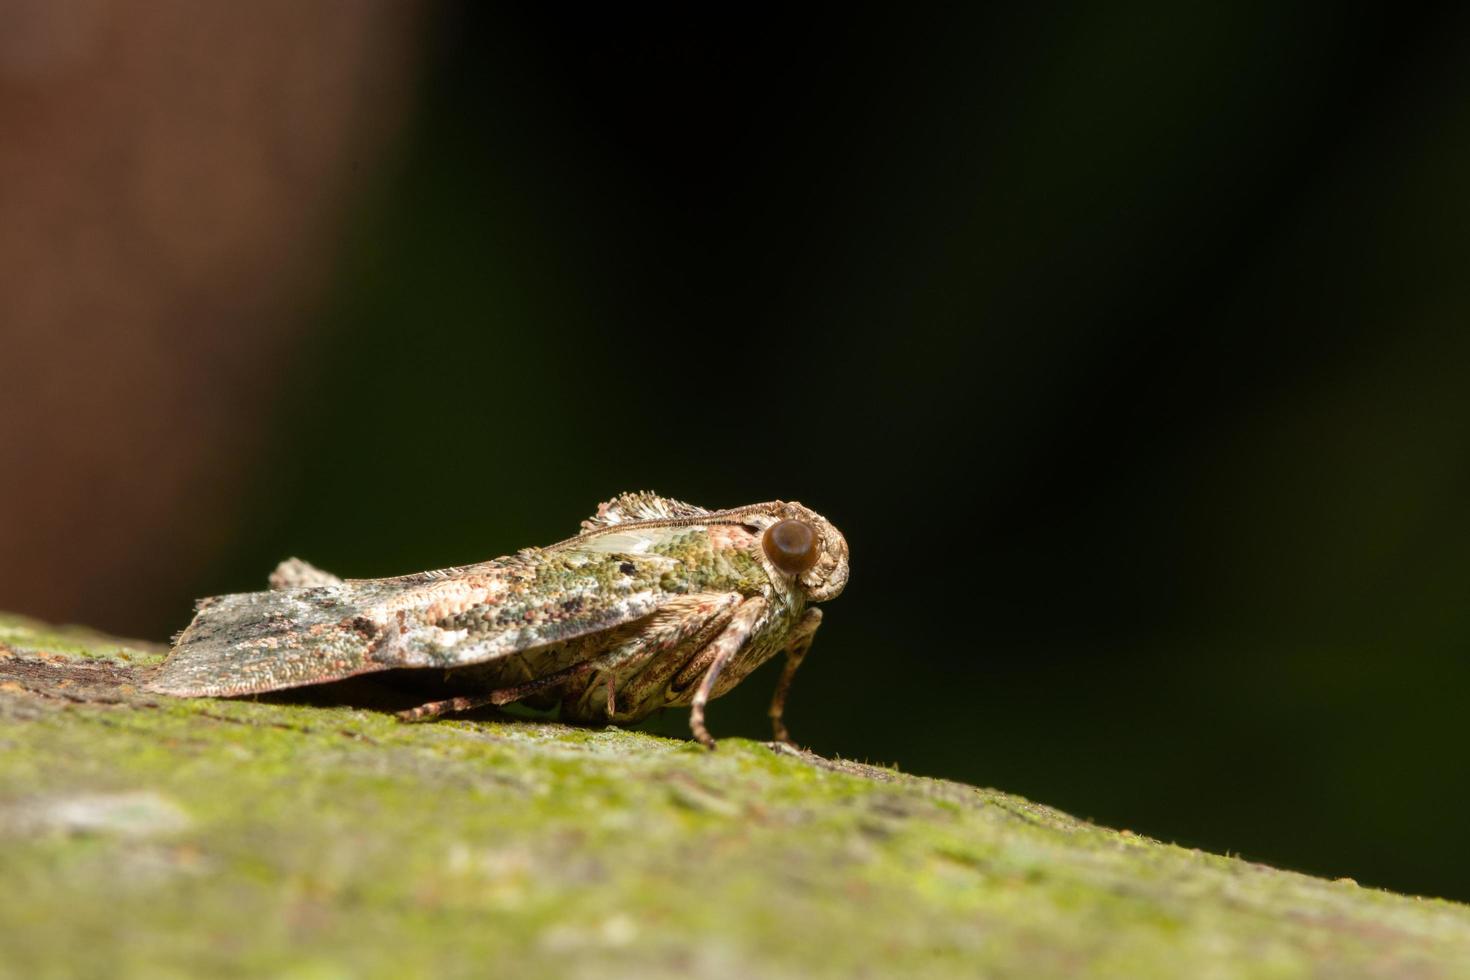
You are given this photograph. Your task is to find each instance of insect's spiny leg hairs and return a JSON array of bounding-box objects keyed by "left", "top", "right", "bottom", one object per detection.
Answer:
[
  {"left": 769, "top": 608, "right": 822, "bottom": 747},
  {"left": 688, "top": 597, "right": 768, "bottom": 750}
]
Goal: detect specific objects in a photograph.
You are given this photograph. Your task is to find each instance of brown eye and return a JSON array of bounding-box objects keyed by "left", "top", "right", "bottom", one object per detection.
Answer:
[{"left": 762, "top": 519, "right": 819, "bottom": 575}]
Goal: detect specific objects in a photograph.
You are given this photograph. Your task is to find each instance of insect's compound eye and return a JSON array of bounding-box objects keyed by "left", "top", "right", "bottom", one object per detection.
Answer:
[{"left": 762, "top": 519, "right": 819, "bottom": 576}]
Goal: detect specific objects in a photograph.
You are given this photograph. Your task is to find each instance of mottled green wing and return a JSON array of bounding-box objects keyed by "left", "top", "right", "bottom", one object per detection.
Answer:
[{"left": 147, "top": 549, "right": 682, "bottom": 698}]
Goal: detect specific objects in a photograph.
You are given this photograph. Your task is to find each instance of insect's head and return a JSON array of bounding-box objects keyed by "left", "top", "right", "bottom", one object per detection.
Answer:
[{"left": 748, "top": 502, "right": 849, "bottom": 603}]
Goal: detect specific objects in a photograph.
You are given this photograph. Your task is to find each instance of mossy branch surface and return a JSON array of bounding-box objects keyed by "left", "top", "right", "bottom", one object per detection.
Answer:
[{"left": 2, "top": 612, "right": 1468, "bottom": 979}]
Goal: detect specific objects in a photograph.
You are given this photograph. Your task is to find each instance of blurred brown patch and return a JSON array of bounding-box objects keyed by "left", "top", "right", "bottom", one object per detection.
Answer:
[{"left": 0, "top": 1, "right": 429, "bottom": 635}]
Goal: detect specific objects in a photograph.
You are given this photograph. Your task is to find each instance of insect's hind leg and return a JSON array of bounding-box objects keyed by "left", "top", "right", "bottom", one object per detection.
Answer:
[
  {"left": 396, "top": 655, "right": 606, "bottom": 723},
  {"left": 769, "top": 608, "right": 821, "bottom": 747},
  {"left": 397, "top": 692, "right": 498, "bottom": 722},
  {"left": 397, "top": 632, "right": 667, "bottom": 723}
]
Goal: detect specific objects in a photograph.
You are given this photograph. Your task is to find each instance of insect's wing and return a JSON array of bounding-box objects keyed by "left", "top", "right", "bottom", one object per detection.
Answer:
[
  {"left": 148, "top": 549, "right": 681, "bottom": 698},
  {"left": 148, "top": 581, "right": 396, "bottom": 696}
]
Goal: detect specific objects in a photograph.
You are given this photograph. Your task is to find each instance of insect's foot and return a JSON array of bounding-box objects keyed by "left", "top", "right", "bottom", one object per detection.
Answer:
[
  {"left": 689, "top": 700, "right": 719, "bottom": 750},
  {"left": 690, "top": 721, "right": 718, "bottom": 751}
]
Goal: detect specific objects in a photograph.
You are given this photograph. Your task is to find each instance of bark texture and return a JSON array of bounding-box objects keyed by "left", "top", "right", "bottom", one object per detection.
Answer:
[{"left": 2, "top": 612, "right": 1468, "bottom": 979}]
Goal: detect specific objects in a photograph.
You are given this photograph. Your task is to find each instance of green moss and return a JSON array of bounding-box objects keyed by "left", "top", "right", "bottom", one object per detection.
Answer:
[
  {"left": 3, "top": 615, "right": 1470, "bottom": 977},
  {"left": 0, "top": 613, "right": 166, "bottom": 666}
]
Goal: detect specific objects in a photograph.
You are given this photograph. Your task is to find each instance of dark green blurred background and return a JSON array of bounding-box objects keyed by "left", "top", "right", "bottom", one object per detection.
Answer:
[{"left": 5, "top": 4, "right": 1470, "bottom": 902}]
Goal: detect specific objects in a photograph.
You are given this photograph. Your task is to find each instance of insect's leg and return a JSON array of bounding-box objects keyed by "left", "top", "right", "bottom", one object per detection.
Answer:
[
  {"left": 570, "top": 593, "right": 739, "bottom": 724},
  {"left": 605, "top": 672, "right": 617, "bottom": 720},
  {"left": 398, "top": 693, "right": 496, "bottom": 722},
  {"left": 610, "top": 596, "right": 739, "bottom": 719},
  {"left": 688, "top": 597, "right": 768, "bottom": 750},
  {"left": 769, "top": 608, "right": 821, "bottom": 747},
  {"left": 397, "top": 653, "right": 607, "bottom": 722}
]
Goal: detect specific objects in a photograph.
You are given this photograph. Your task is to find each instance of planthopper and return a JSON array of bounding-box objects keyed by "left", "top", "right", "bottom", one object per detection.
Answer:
[{"left": 148, "top": 493, "right": 849, "bottom": 748}]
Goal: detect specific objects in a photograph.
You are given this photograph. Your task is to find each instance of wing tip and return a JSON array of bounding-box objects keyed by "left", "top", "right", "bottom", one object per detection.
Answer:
[{"left": 144, "top": 656, "right": 251, "bottom": 698}]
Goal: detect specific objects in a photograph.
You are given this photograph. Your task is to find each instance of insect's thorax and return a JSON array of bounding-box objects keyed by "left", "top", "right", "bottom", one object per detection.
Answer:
[
  {"left": 538, "top": 524, "right": 808, "bottom": 724},
  {"left": 641, "top": 525, "right": 780, "bottom": 601}
]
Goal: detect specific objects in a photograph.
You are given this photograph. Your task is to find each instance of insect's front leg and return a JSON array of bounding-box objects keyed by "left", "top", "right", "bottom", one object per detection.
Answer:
[
  {"left": 595, "top": 594, "right": 741, "bottom": 722},
  {"left": 769, "top": 607, "right": 821, "bottom": 747},
  {"left": 687, "top": 596, "right": 768, "bottom": 750}
]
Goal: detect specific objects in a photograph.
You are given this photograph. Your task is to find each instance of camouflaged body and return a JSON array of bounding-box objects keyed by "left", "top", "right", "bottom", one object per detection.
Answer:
[{"left": 148, "top": 494, "right": 847, "bottom": 725}]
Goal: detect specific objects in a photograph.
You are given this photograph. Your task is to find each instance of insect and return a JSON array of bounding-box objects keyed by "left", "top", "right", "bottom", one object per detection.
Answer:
[{"left": 148, "top": 493, "right": 849, "bottom": 748}]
